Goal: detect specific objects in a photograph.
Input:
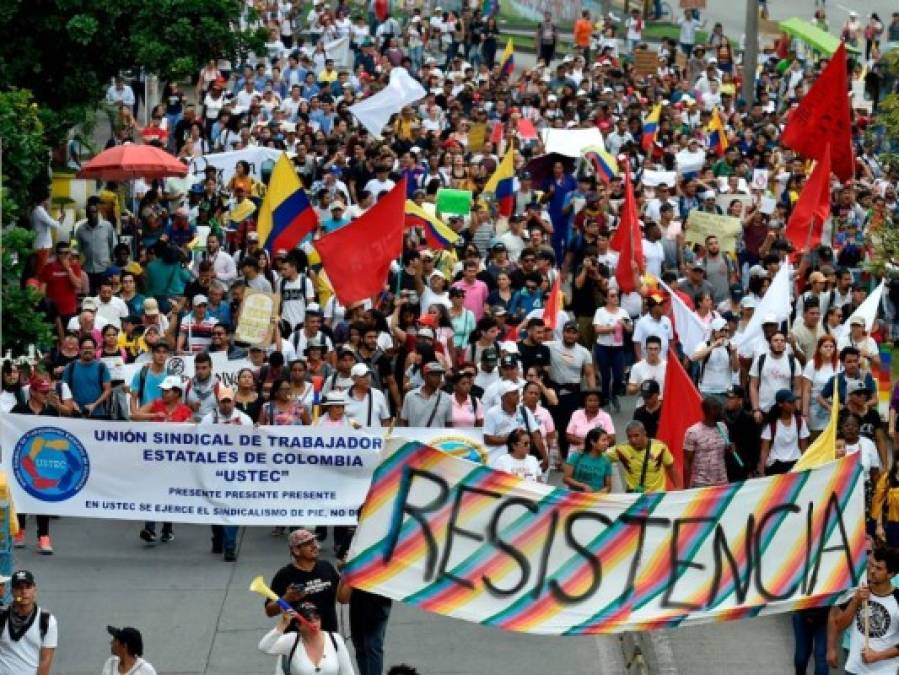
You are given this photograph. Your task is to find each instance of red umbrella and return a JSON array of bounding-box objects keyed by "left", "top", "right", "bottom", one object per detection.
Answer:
[{"left": 77, "top": 143, "right": 188, "bottom": 181}]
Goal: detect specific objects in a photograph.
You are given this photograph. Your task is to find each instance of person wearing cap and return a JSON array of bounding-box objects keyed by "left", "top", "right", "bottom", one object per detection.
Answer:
[
  {"left": 838, "top": 377, "right": 888, "bottom": 466},
  {"left": 175, "top": 294, "right": 219, "bottom": 355},
  {"left": 483, "top": 379, "right": 548, "bottom": 468},
  {"left": 289, "top": 306, "right": 335, "bottom": 360},
  {"left": 758, "top": 389, "right": 809, "bottom": 475},
  {"left": 39, "top": 241, "right": 83, "bottom": 323},
  {"left": 102, "top": 626, "right": 156, "bottom": 675},
  {"left": 838, "top": 314, "right": 881, "bottom": 371},
  {"left": 65, "top": 299, "right": 109, "bottom": 339},
  {"left": 0, "top": 570, "right": 57, "bottom": 674},
  {"left": 132, "top": 375, "right": 192, "bottom": 542},
  {"left": 683, "top": 396, "right": 731, "bottom": 488},
  {"left": 482, "top": 354, "right": 527, "bottom": 410},
  {"left": 264, "top": 529, "right": 346, "bottom": 633},
  {"left": 689, "top": 318, "right": 737, "bottom": 395},
  {"left": 721, "top": 385, "right": 760, "bottom": 481},
  {"left": 259, "top": 599, "right": 355, "bottom": 675},
  {"left": 399, "top": 362, "right": 452, "bottom": 428},
  {"left": 321, "top": 346, "right": 358, "bottom": 397},
  {"left": 633, "top": 379, "right": 663, "bottom": 438},
  {"left": 633, "top": 294, "right": 674, "bottom": 360},
  {"left": 10, "top": 375, "right": 58, "bottom": 554},
  {"left": 345, "top": 363, "right": 391, "bottom": 428},
  {"left": 749, "top": 330, "right": 800, "bottom": 421}
]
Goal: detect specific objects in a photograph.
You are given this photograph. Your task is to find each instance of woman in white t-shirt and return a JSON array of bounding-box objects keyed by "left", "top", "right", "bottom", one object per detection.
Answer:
[
  {"left": 592, "top": 289, "right": 632, "bottom": 406},
  {"left": 758, "top": 389, "right": 810, "bottom": 475},
  {"left": 492, "top": 428, "right": 543, "bottom": 482},
  {"left": 801, "top": 335, "right": 838, "bottom": 436}
]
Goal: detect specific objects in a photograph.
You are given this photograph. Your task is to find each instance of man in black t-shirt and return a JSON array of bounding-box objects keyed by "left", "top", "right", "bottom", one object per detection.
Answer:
[
  {"left": 632, "top": 380, "right": 662, "bottom": 439},
  {"left": 517, "top": 318, "right": 551, "bottom": 375},
  {"left": 265, "top": 529, "right": 344, "bottom": 632}
]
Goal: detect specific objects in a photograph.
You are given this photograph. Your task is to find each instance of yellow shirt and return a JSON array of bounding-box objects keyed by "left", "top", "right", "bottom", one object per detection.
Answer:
[
  {"left": 318, "top": 69, "right": 338, "bottom": 84},
  {"left": 606, "top": 441, "right": 674, "bottom": 493}
]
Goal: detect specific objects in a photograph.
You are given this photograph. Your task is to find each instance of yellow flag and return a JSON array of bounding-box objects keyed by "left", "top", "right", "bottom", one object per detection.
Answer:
[{"left": 792, "top": 386, "right": 839, "bottom": 472}]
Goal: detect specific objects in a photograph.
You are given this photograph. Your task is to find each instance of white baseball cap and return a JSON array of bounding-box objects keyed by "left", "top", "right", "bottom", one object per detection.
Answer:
[{"left": 159, "top": 376, "right": 184, "bottom": 391}]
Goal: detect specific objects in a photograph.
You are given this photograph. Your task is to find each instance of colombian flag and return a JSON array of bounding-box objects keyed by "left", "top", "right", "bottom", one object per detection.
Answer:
[
  {"left": 257, "top": 154, "right": 318, "bottom": 253},
  {"left": 405, "top": 200, "right": 461, "bottom": 249},
  {"left": 706, "top": 107, "right": 729, "bottom": 157},
  {"left": 484, "top": 146, "right": 516, "bottom": 217},
  {"left": 641, "top": 104, "right": 662, "bottom": 153},
  {"left": 499, "top": 38, "right": 514, "bottom": 77},
  {"left": 582, "top": 145, "right": 618, "bottom": 184}
]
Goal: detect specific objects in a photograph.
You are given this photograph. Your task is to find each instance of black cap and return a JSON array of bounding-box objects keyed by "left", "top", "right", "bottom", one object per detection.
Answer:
[
  {"left": 563, "top": 320, "right": 579, "bottom": 332},
  {"left": 729, "top": 283, "right": 744, "bottom": 299},
  {"left": 725, "top": 385, "right": 745, "bottom": 398},
  {"left": 11, "top": 570, "right": 34, "bottom": 586},
  {"left": 107, "top": 626, "right": 144, "bottom": 656},
  {"left": 482, "top": 348, "right": 499, "bottom": 363},
  {"left": 500, "top": 354, "right": 518, "bottom": 368},
  {"left": 640, "top": 380, "right": 661, "bottom": 397}
]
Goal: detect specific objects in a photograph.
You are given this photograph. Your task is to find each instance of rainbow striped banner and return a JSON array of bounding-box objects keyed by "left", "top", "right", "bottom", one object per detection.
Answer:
[
  {"left": 877, "top": 343, "right": 892, "bottom": 417},
  {"left": 344, "top": 439, "right": 865, "bottom": 635}
]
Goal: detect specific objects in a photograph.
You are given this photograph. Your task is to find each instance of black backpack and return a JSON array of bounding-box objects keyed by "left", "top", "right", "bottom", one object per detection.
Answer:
[
  {"left": 755, "top": 352, "right": 797, "bottom": 382},
  {"left": 0, "top": 607, "right": 50, "bottom": 641}
]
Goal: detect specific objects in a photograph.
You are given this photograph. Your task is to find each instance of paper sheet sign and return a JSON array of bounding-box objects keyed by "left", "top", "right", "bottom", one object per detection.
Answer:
[
  {"left": 685, "top": 210, "right": 743, "bottom": 252},
  {"left": 234, "top": 290, "right": 280, "bottom": 346}
]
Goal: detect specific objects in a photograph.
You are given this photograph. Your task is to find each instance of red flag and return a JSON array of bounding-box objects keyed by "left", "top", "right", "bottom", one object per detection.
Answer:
[
  {"left": 516, "top": 118, "right": 538, "bottom": 141},
  {"left": 315, "top": 178, "right": 406, "bottom": 306},
  {"left": 655, "top": 347, "right": 703, "bottom": 488},
  {"left": 490, "top": 121, "right": 504, "bottom": 146},
  {"left": 780, "top": 43, "right": 853, "bottom": 182},
  {"left": 784, "top": 144, "right": 832, "bottom": 253},
  {"left": 542, "top": 273, "right": 562, "bottom": 330},
  {"left": 612, "top": 165, "right": 644, "bottom": 294}
]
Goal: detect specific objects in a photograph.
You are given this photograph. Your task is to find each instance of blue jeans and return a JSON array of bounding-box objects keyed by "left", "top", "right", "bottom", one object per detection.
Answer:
[
  {"left": 211, "top": 525, "right": 239, "bottom": 550},
  {"left": 791, "top": 611, "right": 827, "bottom": 675},
  {"left": 594, "top": 344, "right": 624, "bottom": 403},
  {"left": 353, "top": 606, "right": 390, "bottom": 675}
]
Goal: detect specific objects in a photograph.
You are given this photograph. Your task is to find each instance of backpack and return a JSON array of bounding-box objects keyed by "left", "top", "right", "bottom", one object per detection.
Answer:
[
  {"left": 755, "top": 352, "right": 797, "bottom": 383},
  {"left": 63, "top": 360, "right": 108, "bottom": 415},
  {"left": 768, "top": 411, "right": 804, "bottom": 442},
  {"left": 282, "top": 630, "right": 338, "bottom": 675},
  {"left": 0, "top": 607, "right": 50, "bottom": 642}
]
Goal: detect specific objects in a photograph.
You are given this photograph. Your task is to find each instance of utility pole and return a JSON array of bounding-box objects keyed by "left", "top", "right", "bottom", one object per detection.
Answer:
[{"left": 741, "top": 0, "right": 758, "bottom": 107}]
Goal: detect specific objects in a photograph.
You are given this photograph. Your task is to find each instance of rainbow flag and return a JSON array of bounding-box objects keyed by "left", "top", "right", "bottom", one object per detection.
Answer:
[
  {"left": 484, "top": 146, "right": 515, "bottom": 217},
  {"left": 641, "top": 104, "right": 662, "bottom": 153},
  {"left": 706, "top": 107, "right": 729, "bottom": 157},
  {"left": 405, "top": 200, "right": 460, "bottom": 249},
  {"left": 498, "top": 38, "right": 514, "bottom": 77},
  {"left": 582, "top": 145, "right": 618, "bottom": 183},
  {"left": 878, "top": 343, "right": 892, "bottom": 417},
  {"left": 257, "top": 154, "right": 318, "bottom": 252}
]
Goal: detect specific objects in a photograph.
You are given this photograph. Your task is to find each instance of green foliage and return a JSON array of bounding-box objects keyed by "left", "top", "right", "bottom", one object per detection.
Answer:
[
  {"left": 0, "top": 90, "right": 50, "bottom": 226},
  {"left": 0, "top": 0, "right": 266, "bottom": 146},
  {"left": 1, "top": 228, "right": 55, "bottom": 356}
]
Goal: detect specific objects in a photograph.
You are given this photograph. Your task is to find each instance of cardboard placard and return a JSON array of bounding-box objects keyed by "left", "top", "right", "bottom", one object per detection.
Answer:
[
  {"left": 751, "top": 168, "right": 769, "bottom": 190},
  {"left": 680, "top": 0, "right": 706, "bottom": 7},
  {"left": 685, "top": 209, "right": 743, "bottom": 252},
  {"left": 716, "top": 192, "right": 754, "bottom": 215},
  {"left": 633, "top": 49, "right": 660, "bottom": 79},
  {"left": 234, "top": 290, "right": 280, "bottom": 346}
]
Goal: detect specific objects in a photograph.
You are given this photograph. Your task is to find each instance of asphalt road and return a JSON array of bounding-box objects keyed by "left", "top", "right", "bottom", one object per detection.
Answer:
[{"left": 13, "top": 394, "right": 805, "bottom": 675}]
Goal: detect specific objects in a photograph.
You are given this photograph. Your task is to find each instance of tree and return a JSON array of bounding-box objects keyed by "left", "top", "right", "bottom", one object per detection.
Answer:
[
  {"left": 0, "top": 0, "right": 266, "bottom": 146},
  {"left": 0, "top": 89, "right": 51, "bottom": 226},
  {"left": 0, "top": 228, "right": 56, "bottom": 357}
]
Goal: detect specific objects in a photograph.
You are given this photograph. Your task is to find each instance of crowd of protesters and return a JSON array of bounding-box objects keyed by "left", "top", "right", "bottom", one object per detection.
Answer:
[{"left": 7, "top": 0, "right": 899, "bottom": 673}]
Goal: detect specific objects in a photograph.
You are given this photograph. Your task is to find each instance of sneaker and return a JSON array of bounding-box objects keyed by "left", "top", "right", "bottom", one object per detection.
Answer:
[
  {"left": 271, "top": 527, "right": 286, "bottom": 536},
  {"left": 223, "top": 548, "right": 236, "bottom": 562},
  {"left": 13, "top": 531, "right": 25, "bottom": 548},
  {"left": 160, "top": 531, "right": 175, "bottom": 543},
  {"left": 139, "top": 528, "right": 157, "bottom": 543},
  {"left": 211, "top": 539, "right": 223, "bottom": 555},
  {"left": 37, "top": 536, "right": 53, "bottom": 555}
]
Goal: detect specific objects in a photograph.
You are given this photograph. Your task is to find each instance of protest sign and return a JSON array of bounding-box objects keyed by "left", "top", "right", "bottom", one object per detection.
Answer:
[
  {"left": 641, "top": 170, "right": 678, "bottom": 188},
  {"left": 680, "top": 0, "right": 706, "bottom": 7},
  {"left": 235, "top": 290, "right": 280, "bottom": 346},
  {"left": 676, "top": 149, "right": 705, "bottom": 175},
  {"left": 343, "top": 439, "right": 864, "bottom": 635},
  {"left": 685, "top": 210, "right": 742, "bottom": 252},
  {"left": 188, "top": 147, "right": 283, "bottom": 185},
  {"left": 120, "top": 353, "right": 251, "bottom": 389},
  {"left": 1, "top": 418, "right": 382, "bottom": 526},
  {"left": 752, "top": 169, "right": 769, "bottom": 190},
  {"left": 633, "top": 49, "right": 659, "bottom": 79}
]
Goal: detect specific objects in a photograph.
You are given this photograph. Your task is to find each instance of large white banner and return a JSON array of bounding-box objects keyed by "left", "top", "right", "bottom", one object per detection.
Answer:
[
  {"left": 1, "top": 418, "right": 381, "bottom": 526},
  {"left": 188, "top": 147, "right": 284, "bottom": 185}
]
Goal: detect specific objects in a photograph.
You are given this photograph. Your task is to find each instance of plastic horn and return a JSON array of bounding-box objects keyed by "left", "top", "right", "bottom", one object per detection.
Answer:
[{"left": 249, "top": 576, "right": 293, "bottom": 614}]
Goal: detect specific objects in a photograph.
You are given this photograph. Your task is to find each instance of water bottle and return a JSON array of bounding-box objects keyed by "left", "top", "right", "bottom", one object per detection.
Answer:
[{"left": 613, "top": 321, "right": 623, "bottom": 346}]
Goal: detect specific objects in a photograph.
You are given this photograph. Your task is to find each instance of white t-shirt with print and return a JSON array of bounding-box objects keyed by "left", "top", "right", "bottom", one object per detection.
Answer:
[
  {"left": 492, "top": 453, "right": 542, "bottom": 482},
  {"left": 0, "top": 607, "right": 58, "bottom": 674}
]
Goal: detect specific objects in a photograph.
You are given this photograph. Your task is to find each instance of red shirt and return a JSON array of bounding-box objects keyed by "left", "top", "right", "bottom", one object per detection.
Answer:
[
  {"left": 149, "top": 399, "right": 194, "bottom": 422},
  {"left": 40, "top": 259, "right": 82, "bottom": 316}
]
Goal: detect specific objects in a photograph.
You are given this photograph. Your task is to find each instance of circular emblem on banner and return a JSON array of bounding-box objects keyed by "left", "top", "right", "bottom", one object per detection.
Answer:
[
  {"left": 167, "top": 357, "right": 185, "bottom": 375},
  {"left": 427, "top": 434, "right": 488, "bottom": 464},
  {"left": 12, "top": 427, "right": 90, "bottom": 502}
]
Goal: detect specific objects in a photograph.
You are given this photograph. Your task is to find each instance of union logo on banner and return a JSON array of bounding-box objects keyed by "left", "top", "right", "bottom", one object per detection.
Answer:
[{"left": 12, "top": 426, "right": 90, "bottom": 502}]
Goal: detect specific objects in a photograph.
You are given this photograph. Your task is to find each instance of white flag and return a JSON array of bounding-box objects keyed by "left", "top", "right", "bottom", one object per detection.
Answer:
[
  {"left": 735, "top": 263, "right": 793, "bottom": 358},
  {"left": 324, "top": 37, "right": 353, "bottom": 70},
  {"left": 349, "top": 67, "right": 427, "bottom": 137},
  {"left": 658, "top": 279, "right": 708, "bottom": 357},
  {"left": 846, "top": 279, "right": 885, "bottom": 332}
]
